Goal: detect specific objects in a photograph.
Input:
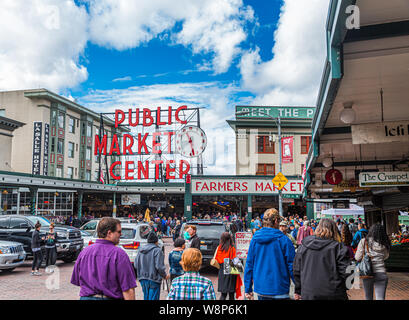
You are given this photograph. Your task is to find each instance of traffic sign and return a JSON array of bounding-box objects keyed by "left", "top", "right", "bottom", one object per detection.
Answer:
[{"left": 272, "top": 172, "right": 289, "bottom": 190}]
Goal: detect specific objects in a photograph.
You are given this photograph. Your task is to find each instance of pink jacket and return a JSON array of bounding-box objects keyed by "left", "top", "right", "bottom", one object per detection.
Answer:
[{"left": 296, "top": 226, "right": 313, "bottom": 245}]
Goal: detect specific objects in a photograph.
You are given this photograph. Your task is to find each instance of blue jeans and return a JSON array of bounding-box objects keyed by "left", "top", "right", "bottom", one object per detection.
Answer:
[{"left": 140, "top": 279, "right": 161, "bottom": 300}]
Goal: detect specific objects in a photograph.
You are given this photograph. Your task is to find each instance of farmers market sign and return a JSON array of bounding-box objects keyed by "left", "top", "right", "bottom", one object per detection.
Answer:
[{"left": 359, "top": 171, "right": 409, "bottom": 187}]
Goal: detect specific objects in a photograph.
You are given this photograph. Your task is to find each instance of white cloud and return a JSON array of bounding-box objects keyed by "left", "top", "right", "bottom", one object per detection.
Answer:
[
  {"left": 0, "top": 0, "right": 89, "bottom": 92},
  {"left": 240, "top": 0, "right": 329, "bottom": 106},
  {"left": 112, "top": 76, "right": 133, "bottom": 82},
  {"left": 86, "top": 0, "right": 254, "bottom": 74}
]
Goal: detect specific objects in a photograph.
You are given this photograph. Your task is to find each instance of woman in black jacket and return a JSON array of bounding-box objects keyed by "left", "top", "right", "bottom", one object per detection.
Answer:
[
  {"left": 31, "top": 221, "right": 45, "bottom": 276},
  {"left": 293, "top": 218, "right": 350, "bottom": 300}
]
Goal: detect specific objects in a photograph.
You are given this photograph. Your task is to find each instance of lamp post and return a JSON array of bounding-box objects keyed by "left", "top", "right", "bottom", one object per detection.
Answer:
[{"left": 235, "top": 110, "right": 283, "bottom": 217}]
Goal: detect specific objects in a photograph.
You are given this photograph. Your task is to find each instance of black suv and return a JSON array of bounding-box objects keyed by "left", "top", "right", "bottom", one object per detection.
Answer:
[
  {"left": 0, "top": 215, "right": 83, "bottom": 263},
  {"left": 182, "top": 220, "right": 227, "bottom": 268}
]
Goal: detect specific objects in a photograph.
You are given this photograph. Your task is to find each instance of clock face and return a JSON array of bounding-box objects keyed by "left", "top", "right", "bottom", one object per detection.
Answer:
[{"left": 175, "top": 126, "right": 207, "bottom": 158}]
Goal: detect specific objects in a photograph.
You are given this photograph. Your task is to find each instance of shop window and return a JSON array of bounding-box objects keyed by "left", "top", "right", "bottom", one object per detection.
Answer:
[
  {"left": 256, "top": 163, "right": 275, "bottom": 176},
  {"left": 257, "top": 136, "right": 275, "bottom": 153},
  {"left": 301, "top": 136, "right": 311, "bottom": 154}
]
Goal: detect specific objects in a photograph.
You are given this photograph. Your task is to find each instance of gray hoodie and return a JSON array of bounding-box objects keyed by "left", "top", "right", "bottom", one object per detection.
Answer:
[
  {"left": 134, "top": 243, "right": 167, "bottom": 284},
  {"left": 355, "top": 238, "right": 389, "bottom": 273}
]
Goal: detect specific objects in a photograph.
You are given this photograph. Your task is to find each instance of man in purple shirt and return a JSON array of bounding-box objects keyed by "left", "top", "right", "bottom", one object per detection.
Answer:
[{"left": 71, "top": 217, "right": 137, "bottom": 300}]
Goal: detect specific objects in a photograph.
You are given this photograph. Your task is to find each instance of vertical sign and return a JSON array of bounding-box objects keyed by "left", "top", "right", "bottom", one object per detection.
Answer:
[
  {"left": 32, "top": 122, "right": 42, "bottom": 175},
  {"left": 43, "top": 123, "right": 49, "bottom": 176},
  {"left": 282, "top": 136, "right": 293, "bottom": 163}
]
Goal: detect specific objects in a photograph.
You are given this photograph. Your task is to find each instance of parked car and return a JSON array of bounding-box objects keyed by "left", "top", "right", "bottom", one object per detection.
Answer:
[
  {"left": 86, "top": 222, "right": 164, "bottom": 263},
  {"left": 0, "top": 215, "right": 83, "bottom": 263},
  {"left": 182, "top": 220, "right": 227, "bottom": 267},
  {"left": 0, "top": 240, "right": 26, "bottom": 272}
]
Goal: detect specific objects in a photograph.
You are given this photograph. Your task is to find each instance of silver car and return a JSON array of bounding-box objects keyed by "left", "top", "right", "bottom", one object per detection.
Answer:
[
  {"left": 86, "top": 223, "right": 164, "bottom": 263},
  {"left": 0, "top": 240, "right": 26, "bottom": 272}
]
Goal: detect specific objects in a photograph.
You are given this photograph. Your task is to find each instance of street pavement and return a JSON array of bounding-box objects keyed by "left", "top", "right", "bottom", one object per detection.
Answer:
[{"left": 0, "top": 237, "right": 408, "bottom": 300}]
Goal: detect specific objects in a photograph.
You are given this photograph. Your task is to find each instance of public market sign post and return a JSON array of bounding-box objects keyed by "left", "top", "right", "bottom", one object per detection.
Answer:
[{"left": 359, "top": 171, "right": 409, "bottom": 187}]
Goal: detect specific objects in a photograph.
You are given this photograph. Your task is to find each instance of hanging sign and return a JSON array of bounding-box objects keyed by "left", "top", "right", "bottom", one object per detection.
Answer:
[
  {"left": 235, "top": 232, "right": 253, "bottom": 259},
  {"left": 282, "top": 136, "right": 294, "bottom": 163},
  {"left": 32, "top": 122, "right": 42, "bottom": 175},
  {"left": 359, "top": 171, "right": 409, "bottom": 187},
  {"left": 43, "top": 123, "right": 50, "bottom": 176},
  {"left": 325, "top": 169, "right": 343, "bottom": 185},
  {"left": 351, "top": 121, "right": 409, "bottom": 144}
]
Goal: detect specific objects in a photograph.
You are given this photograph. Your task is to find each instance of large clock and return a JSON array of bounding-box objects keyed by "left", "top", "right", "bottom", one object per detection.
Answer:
[{"left": 175, "top": 126, "right": 207, "bottom": 158}]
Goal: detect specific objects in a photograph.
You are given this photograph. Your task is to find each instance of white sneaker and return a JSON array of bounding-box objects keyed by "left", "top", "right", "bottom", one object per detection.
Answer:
[{"left": 34, "top": 271, "right": 42, "bottom": 276}]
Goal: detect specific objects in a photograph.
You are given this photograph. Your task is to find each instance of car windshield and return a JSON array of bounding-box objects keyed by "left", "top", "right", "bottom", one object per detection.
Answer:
[
  {"left": 120, "top": 228, "right": 136, "bottom": 239},
  {"left": 80, "top": 230, "right": 92, "bottom": 236},
  {"left": 26, "top": 216, "right": 51, "bottom": 227},
  {"left": 194, "top": 224, "right": 225, "bottom": 239}
]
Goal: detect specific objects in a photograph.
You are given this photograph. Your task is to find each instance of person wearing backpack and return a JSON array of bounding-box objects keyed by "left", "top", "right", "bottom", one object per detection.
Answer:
[
  {"left": 355, "top": 223, "right": 390, "bottom": 300},
  {"left": 351, "top": 223, "right": 368, "bottom": 249}
]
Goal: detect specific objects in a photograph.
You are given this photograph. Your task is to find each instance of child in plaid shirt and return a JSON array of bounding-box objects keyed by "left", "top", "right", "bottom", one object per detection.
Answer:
[{"left": 167, "top": 248, "right": 216, "bottom": 300}]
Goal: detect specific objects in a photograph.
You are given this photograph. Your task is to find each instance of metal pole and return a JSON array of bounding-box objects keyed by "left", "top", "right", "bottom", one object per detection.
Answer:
[{"left": 278, "top": 116, "right": 283, "bottom": 217}]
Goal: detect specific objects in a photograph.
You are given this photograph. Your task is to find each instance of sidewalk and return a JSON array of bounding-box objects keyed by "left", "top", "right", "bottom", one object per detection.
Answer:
[{"left": 348, "top": 272, "right": 409, "bottom": 300}]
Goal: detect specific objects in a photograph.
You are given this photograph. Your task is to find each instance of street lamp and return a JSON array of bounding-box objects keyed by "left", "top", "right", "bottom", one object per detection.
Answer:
[{"left": 235, "top": 110, "right": 283, "bottom": 217}]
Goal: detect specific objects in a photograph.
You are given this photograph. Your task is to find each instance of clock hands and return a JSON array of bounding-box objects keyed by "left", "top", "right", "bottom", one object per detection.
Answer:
[{"left": 186, "top": 133, "right": 195, "bottom": 156}]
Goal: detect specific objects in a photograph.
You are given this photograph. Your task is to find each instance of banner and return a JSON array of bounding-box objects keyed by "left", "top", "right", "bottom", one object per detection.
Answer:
[
  {"left": 281, "top": 136, "right": 293, "bottom": 163},
  {"left": 32, "top": 122, "right": 42, "bottom": 175},
  {"left": 121, "top": 194, "right": 141, "bottom": 205},
  {"left": 43, "top": 123, "right": 49, "bottom": 176}
]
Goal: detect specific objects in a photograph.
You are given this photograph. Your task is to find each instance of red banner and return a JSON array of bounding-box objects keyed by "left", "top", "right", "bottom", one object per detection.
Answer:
[{"left": 282, "top": 136, "right": 293, "bottom": 163}]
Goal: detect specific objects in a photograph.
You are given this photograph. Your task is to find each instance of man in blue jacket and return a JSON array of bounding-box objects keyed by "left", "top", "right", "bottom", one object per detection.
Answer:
[
  {"left": 351, "top": 223, "right": 368, "bottom": 248},
  {"left": 244, "top": 208, "right": 295, "bottom": 300}
]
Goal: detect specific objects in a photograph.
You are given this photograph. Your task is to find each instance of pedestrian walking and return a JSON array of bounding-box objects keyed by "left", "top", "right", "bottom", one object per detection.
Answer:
[
  {"left": 167, "top": 248, "right": 216, "bottom": 300},
  {"left": 31, "top": 221, "right": 45, "bottom": 276},
  {"left": 134, "top": 231, "right": 169, "bottom": 300},
  {"left": 279, "top": 221, "right": 297, "bottom": 249},
  {"left": 71, "top": 217, "right": 137, "bottom": 300},
  {"left": 293, "top": 218, "right": 350, "bottom": 300},
  {"left": 348, "top": 218, "right": 358, "bottom": 236},
  {"left": 187, "top": 225, "right": 200, "bottom": 250},
  {"left": 169, "top": 238, "right": 185, "bottom": 282},
  {"left": 173, "top": 220, "right": 182, "bottom": 242},
  {"left": 296, "top": 220, "right": 314, "bottom": 245},
  {"left": 214, "top": 232, "right": 243, "bottom": 300},
  {"left": 244, "top": 208, "right": 295, "bottom": 300},
  {"left": 351, "top": 223, "right": 368, "bottom": 249},
  {"left": 355, "top": 223, "right": 391, "bottom": 300},
  {"left": 45, "top": 223, "right": 57, "bottom": 271},
  {"left": 341, "top": 223, "right": 354, "bottom": 260}
]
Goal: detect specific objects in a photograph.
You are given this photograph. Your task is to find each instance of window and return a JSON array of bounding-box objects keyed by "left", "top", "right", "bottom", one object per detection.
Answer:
[
  {"left": 57, "top": 139, "right": 64, "bottom": 154},
  {"left": 256, "top": 163, "right": 275, "bottom": 176},
  {"left": 51, "top": 110, "right": 57, "bottom": 126},
  {"left": 58, "top": 112, "right": 65, "bottom": 129},
  {"left": 94, "top": 170, "right": 99, "bottom": 181},
  {"left": 69, "top": 117, "right": 75, "bottom": 133},
  {"left": 56, "top": 166, "right": 63, "bottom": 178},
  {"left": 95, "top": 154, "right": 100, "bottom": 163},
  {"left": 120, "top": 228, "right": 136, "bottom": 240},
  {"left": 87, "top": 123, "right": 92, "bottom": 137},
  {"left": 68, "top": 142, "right": 74, "bottom": 158},
  {"left": 86, "top": 147, "right": 92, "bottom": 161},
  {"left": 301, "top": 164, "right": 305, "bottom": 175},
  {"left": 51, "top": 138, "right": 55, "bottom": 153},
  {"left": 10, "top": 218, "right": 29, "bottom": 229},
  {"left": 82, "top": 221, "right": 97, "bottom": 231},
  {"left": 67, "top": 167, "right": 73, "bottom": 179},
  {"left": 257, "top": 136, "right": 275, "bottom": 153},
  {"left": 139, "top": 225, "right": 152, "bottom": 239},
  {"left": 86, "top": 170, "right": 91, "bottom": 181},
  {"left": 301, "top": 136, "right": 312, "bottom": 154}
]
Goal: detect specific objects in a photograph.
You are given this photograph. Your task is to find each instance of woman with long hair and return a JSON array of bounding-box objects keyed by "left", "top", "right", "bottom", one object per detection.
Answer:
[
  {"left": 355, "top": 223, "right": 390, "bottom": 300},
  {"left": 293, "top": 218, "right": 350, "bottom": 300},
  {"left": 341, "top": 223, "right": 354, "bottom": 260},
  {"left": 214, "top": 232, "right": 242, "bottom": 300}
]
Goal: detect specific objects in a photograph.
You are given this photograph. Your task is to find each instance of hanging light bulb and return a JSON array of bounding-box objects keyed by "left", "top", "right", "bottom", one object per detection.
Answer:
[
  {"left": 322, "top": 157, "right": 333, "bottom": 168},
  {"left": 340, "top": 102, "right": 356, "bottom": 124}
]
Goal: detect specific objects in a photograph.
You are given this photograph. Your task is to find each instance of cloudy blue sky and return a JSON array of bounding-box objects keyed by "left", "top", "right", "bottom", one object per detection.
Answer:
[{"left": 0, "top": 0, "right": 330, "bottom": 175}]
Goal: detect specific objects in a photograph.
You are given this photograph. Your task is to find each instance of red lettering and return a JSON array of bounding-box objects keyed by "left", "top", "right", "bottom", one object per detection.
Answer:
[
  {"left": 227, "top": 182, "right": 233, "bottom": 191},
  {"left": 166, "top": 160, "right": 176, "bottom": 180},
  {"left": 156, "top": 107, "right": 166, "bottom": 126},
  {"left": 163, "top": 131, "right": 175, "bottom": 153},
  {"left": 202, "top": 182, "right": 209, "bottom": 191},
  {"left": 179, "top": 160, "right": 190, "bottom": 179},
  {"left": 234, "top": 182, "right": 240, "bottom": 191},
  {"left": 138, "top": 133, "right": 149, "bottom": 154},
  {"left": 143, "top": 108, "right": 154, "bottom": 127},
  {"left": 210, "top": 182, "right": 217, "bottom": 191},
  {"left": 290, "top": 182, "right": 296, "bottom": 192},
  {"left": 242, "top": 182, "right": 248, "bottom": 192},
  {"left": 151, "top": 160, "right": 163, "bottom": 180},
  {"left": 265, "top": 183, "right": 272, "bottom": 192},
  {"left": 125, "top": 161, "right": 134, "bottom": 180},
  {"left": 123, "top": 134, "right": 134, "bottom": 155},
  {"left": 109, "top": 134, "right": 121, "bottom": 155},
  {"left": 195, "top": 182, "right": 202, "bottom": 192},
  {"left": 175, "top": 105, "right": 188, "bottom": 124},
  {"left": 218, "top": 182, "right": 226, "bottom": 191},
  {"left": 129, "top": 108, "right": 139, "bottom": 127},
  {"left": 94, "top": 134, "right": 107, "bottom": 155},
  {"left": 115, "top": 110, "right": 125, "bottom": 128},
  {"left": 152, "top": 132, "right": 162, "bottom": 154},
  {"left": 137, "top": 161, "right": 149, "bottom": 179},
  {"left": 298, "top": 182, "right": 303, "bottom": 191},
  {"left": 109, "top": 161, "right": 121, "bottom": 180},
  {"left": 168, "top": 106, "right": 172, "bottom": 125},
  {"left": 255, "top": 182, "right": 263, "bottom": 191}
]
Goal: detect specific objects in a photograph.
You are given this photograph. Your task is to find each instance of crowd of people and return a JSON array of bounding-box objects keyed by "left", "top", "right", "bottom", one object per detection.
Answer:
[{"left": 63, "top": 207, "right": 397, "bottom": 301}]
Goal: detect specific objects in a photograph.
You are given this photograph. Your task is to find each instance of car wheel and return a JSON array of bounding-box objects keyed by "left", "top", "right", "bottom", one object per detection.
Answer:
[{"left": 62, "top": 253, "right": 78, "bottom": 263}]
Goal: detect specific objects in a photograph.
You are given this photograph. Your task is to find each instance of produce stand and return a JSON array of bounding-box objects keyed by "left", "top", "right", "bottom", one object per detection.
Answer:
[{"left": 385, "top": 234, "right": 409, "bottom": 271}]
